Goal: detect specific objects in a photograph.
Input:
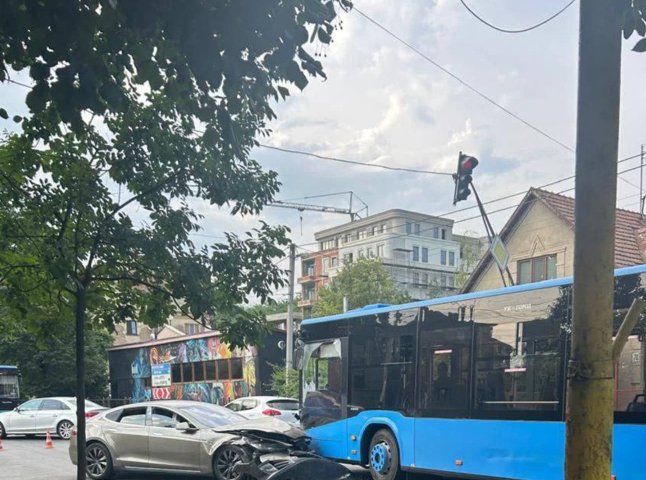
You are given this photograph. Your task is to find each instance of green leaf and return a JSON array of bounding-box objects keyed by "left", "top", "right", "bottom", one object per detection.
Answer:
[
  {"left": 12, "top": 115, "right": 22, "bottom": 123},
  {"left": 317, "top": 27, "right": 332, "bottom": 44},
  {"left": 633, "top": 38, "right": 646, "bottom": 52},
  {"left": 277, "top": 86, "right": 290, "bottom": 99},
  {"left": 286, "top": 61, "right": 308, "bottom": 90},
  {"left": 624, "top": 8, "right": 636, "bottom": 39},
  {"left": 0, "top": 108, "right": 7, "bottom": 120},
  {"left": 636, "top": 17, "right": 646, "bottom": 36}
]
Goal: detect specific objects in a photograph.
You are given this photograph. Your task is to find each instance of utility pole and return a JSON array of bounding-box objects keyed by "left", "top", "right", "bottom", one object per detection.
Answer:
[
  {"left": 285, "top": 243, "right": 296, "bottom": 376},
  {"left": 565, "top": 1, "right": 623, "bottom": 479}
]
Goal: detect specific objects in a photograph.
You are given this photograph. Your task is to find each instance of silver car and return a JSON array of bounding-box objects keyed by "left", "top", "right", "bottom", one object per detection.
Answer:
[
  {"left": 69, "top": 400, "right": 308, "bottom": 480},
  {"left": 0, "top": 397, "right": 106, "bottom": 440}
]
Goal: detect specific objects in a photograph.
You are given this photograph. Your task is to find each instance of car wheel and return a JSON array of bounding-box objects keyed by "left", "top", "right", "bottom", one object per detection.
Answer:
[
  {"left": 0, "top": 422, "right": 6, "bottom": 439},
  {"left": 368, "top": 429, "right": 404, "bottom": 480},
  {"left": 213, "top": 445, "right": 249, "bottom": 480},
  {"left": 86, "top": 442, "right": 114, "bottom": 480},
  {"left": 57, "top": 420, "right": 74, "bottom": 440}
]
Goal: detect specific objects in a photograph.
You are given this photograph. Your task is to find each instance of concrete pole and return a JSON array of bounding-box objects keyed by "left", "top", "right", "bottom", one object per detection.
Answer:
[
  {"left": 285, "top": 243, "right": 296, "bottom": 374},
  {"left": 565, "top": 1, "right": 623, "bottom": 479}
]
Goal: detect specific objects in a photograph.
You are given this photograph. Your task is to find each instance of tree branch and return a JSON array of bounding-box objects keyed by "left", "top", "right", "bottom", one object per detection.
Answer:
[{"left": 84, "top": 172, "right": 182, "bottom": 284}]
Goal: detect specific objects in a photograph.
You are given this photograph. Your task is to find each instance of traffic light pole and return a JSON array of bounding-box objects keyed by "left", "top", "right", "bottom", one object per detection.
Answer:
[
  {"left": 471, "top": 183, "right": 514, "bottom": 287},
  {"left": 565, "top": 1, "right": 623, "bottom": 479}
]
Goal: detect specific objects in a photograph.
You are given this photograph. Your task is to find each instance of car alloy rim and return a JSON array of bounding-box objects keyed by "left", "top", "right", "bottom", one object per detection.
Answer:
[
  {"left": 370, "top": 441, "right": 391, "bottom": 474},
  {"left": 216, "top": 448, "right": 242, "bottom": 480},
  {"left": 59, "top": 421, "right": 73, "bottom": 439},
  {"left": 86, "top": 445, "right": 108, "bottom": 476}
]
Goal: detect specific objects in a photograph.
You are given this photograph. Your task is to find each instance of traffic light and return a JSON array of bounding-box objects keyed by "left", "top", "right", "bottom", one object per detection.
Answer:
[{"left": 452, "top": 152, "right": 479, "bottom": 205}]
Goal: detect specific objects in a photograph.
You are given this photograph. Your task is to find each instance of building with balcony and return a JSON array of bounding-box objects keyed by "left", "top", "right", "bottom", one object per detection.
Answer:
[{"left": 299, "top": 209, "right": 481, "bottom": 316}]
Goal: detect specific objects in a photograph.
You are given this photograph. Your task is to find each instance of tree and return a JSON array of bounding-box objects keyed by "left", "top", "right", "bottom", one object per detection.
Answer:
[
  {"left": 313, "top": 258, "right": 410, "bottom": 316},
  {"left": 0, "top": 2, "right": 351, "bottom": 477},
  {"left": 0, "top": 317, "right": 112, "bottom": 400},
  {"left": 454, "top": 232, "right": 483, "bottom": 290},
  {"left": 266, "top": 363, "right": 300, "bottom": 399}
]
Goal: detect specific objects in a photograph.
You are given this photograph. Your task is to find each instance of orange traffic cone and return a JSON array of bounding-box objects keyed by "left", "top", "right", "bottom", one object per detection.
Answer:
[{"left": 45, "top": 430, "right": 53, "bottom": 449}]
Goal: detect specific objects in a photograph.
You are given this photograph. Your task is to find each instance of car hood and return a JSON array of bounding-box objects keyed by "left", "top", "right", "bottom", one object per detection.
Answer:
[{"left": 213, "top": 417, "right": 305, "bottom": 440}]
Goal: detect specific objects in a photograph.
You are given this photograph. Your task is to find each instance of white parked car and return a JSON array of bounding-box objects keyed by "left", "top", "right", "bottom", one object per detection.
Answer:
[
  {"left": 225, "top": 396, "right": 300, "bottom": 424},
  {"left": 0, "top": 397, "right": 106, "bottom": 440}
]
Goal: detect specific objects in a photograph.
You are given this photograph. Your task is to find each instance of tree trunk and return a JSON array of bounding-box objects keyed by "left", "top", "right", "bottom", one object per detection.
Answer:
[
  {"left": 75, "top": 287, "right": 87, "bottom": 480},
  {"left": 565, "top": 1, "right": 622, "bottom": 479}
]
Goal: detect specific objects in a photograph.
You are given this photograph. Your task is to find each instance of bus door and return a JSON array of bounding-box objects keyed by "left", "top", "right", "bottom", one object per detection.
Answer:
[{"left": 298, "top": 338, "right": 348, "bottom": 459}]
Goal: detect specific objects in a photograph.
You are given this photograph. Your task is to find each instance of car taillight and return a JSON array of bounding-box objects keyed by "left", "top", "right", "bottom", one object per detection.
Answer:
[
  {"left": 262, "top": 408, "right": 281, "bottom": 417},
  {"left": 85, "top": 411, "right": 99, "bottom": 418}
]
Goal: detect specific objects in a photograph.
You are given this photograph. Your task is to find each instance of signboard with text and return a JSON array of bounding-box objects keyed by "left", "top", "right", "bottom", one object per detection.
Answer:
[{"left": 151, "top": 363, "right": 171, "bottom": 387}]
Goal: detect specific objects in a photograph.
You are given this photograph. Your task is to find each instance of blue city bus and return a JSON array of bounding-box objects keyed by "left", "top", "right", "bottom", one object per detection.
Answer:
[
  {"left": 297, "top": 264, "right": 646, "bottom": 480},
  {"left": 0, "top": 365, "right": 20, "bottom": 411}
]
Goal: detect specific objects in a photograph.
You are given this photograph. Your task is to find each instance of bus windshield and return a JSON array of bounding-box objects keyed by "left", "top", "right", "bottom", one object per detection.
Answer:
[{"left": 0, "top": 372, "right": 19, "bottom": 399}]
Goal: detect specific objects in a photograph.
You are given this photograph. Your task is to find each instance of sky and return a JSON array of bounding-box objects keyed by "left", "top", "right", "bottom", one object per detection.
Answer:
[{"left": 2, "top": 0, "right": 646, "bottom": 299}]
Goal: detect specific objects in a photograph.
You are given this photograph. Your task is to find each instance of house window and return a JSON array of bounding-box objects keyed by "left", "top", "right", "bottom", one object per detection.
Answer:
[
  {"left": 381, "top": 224, "right": 387, "bottom": 233},
  {"left": 423, "top": 273, "right": 429, "bottom": 285},
  {"left": 414, "top": 223, "right": 421, "bottom": 235},
  {"left": 412, "top": 246, "right": 420, "bottom": 262},
  {"left": 422, "top": 247, "right": 429, "bottom": 263},
  {"left": 344, "top": 234, "right": 351, "bottom": 243},
  {"left": 413, "top": 272, "right": 420, "bottom": 285},
  {"left": 441, "top": 229, "right": 446, "bottom": 240},
  {"left": 517, "top": 254, "right": 557, "bottom": 284},
  {"left": 358, "top": 249, "right": 364, "bottom": 259},
  {"left": 367, "top": 248, "right": 374, "bottom": 258},
  {"left": 441, "top": 250, "right": 447, "bottom": 265},
  {"left": 432, "top": 227, "right": 439, "bottom": 239},
  {"left": 126, "top": 320, "right": 138, "bottom": 336},
  {"left": 449, "top": 251, "right": 455, "bottom": 266},
  {"left": 440, "top": 274, "right": 447, "bottom": 286},
  {"left": 185, "top": 323, "right": 198, "bottom": 335},
  {"left": 377, "top": 244, "right": 385, "bottom": 257},
  {"left": 344, "top": 253, "right": 353, "bottom": 264},
  {"left": 331, "top": 257, "right": 338, "bottom": 268},
  {"left": 448, "top": 275, "right": 455, "bottom": 288},
  {"left": 406, "top": 222, "right": 413, "bottom": 234},
  {"left": 372, "top": 226, "right": 378, "bottom": 236},
  {"left": 322, "top": 257, "right": 330, "bottom": 273},
  {"left": 359, "top": 231, "right": 366, "bottom": 239}
]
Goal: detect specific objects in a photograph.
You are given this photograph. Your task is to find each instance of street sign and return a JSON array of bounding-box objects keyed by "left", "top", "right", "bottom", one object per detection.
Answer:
[
  {"left": 490, "top": 235, "right": 510, "bottom": 272},
  {"left": 151, "top": 363, "right": 171, "bottom": 387}
]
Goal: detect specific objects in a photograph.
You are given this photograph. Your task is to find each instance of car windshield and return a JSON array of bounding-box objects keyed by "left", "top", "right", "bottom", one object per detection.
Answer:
[
  {"left": 267, "top": 399, "right": 299, "bottom": 411},
  {"left": 178, "top": 404, "right": 245, "bottom": 428}
]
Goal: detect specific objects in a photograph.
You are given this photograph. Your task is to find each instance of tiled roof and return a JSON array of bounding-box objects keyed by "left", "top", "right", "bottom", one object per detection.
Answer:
[
  {"left": 532, "top": 188, "right": 646, "bottom": 267},
  {"left": 462, "top": 188, "right": 646, "bottom": 291}
]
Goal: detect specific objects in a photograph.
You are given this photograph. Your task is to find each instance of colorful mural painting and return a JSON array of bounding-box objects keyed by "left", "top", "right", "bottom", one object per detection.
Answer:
[
  {"left": 109, "top": 331, "right": 285, "bottom": 405},
  {"left": 116, "top": 335, "right": 260, "bottom": 404},
  {"left": 130, "top": 347, "right": 152, "bottom": 402}
]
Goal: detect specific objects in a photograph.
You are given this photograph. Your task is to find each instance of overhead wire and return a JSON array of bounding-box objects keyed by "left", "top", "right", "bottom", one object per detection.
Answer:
[
  {"left": 458, "top": 0, "right": 577, "bottom": 34},
  {"left": 258, "top": 144, "right": 453, "bottom": 176},
  {"left": 352, "top": 6, "right": 574, "bottom": 153},
  {"left": 292, "top": 155, "right": 645, "bottom": 252}
]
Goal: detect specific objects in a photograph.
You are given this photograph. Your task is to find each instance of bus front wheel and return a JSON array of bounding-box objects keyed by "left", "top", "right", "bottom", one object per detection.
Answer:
[{"left": 368, "top": 429, "right": 403, "bottom": 480}]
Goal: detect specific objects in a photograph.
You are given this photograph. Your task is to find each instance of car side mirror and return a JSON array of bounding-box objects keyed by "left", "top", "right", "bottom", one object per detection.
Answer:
[
  {"left": 176, "top": 422, "right": 197, "bottom": 433},
  {"left": 14, "top": 407, "right": 21, "bottom": 412}
]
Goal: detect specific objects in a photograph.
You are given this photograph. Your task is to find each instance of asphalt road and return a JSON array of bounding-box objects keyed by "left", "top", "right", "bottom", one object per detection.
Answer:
[{"left": 0, "top": 436, "right": 374, "bottom": 480}]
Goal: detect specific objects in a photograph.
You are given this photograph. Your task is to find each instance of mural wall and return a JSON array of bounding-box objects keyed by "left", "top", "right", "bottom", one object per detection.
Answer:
[{"left": 111, "top": 334, "right": 258, "bottom": 404}]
